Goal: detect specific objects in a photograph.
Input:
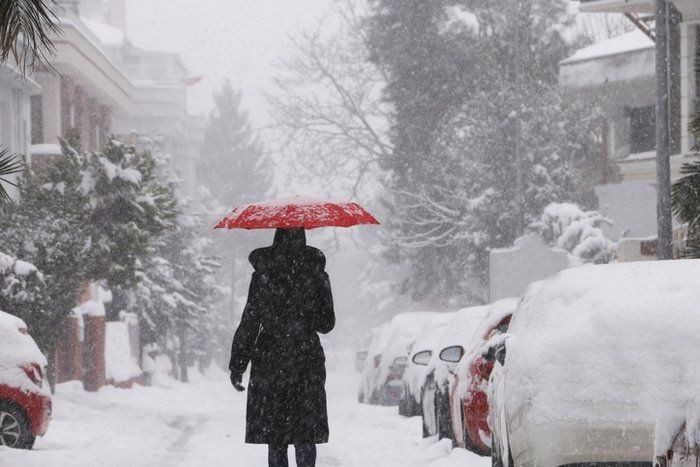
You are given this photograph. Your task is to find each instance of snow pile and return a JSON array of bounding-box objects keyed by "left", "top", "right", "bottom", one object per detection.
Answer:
[
  {"left": 430, "top": 305, "right": 490, "bottom": 387},
  {"left": 529, "top": 202, "right": 616, "bottom": 263},
  {"left": 0, "top": 310, "right": 48, "bottom": 394},
  {"left": 105, "top": 322, "right": 142, "bottom": 383},
  {"left": 504, "top": 260, "right": 700, "bottom": 455},
  {"left": 142, "top": 344, "right": 176, "bottom": 388}
]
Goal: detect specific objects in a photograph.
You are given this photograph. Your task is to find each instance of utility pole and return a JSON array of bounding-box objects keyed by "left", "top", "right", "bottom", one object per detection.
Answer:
[{"left": 655, "top": 0, "right": 673, "bottom": 260}]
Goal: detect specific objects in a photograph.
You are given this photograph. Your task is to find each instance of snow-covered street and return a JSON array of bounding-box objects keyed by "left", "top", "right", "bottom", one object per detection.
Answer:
[{"left": 0, "top": 362, "right": 489, "bottom": 467}]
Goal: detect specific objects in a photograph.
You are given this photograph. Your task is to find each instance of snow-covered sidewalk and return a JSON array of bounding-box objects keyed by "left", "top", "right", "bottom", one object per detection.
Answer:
[{"left": 0, "top": 366, "right": 489, "bottom": 467}]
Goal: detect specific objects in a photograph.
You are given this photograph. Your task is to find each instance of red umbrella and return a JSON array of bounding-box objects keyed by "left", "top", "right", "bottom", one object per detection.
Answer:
[{"left": 215, "top": 196, "right": 380, "bottom": 230}]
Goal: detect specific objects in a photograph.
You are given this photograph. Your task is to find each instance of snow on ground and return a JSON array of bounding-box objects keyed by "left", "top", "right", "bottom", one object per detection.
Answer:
[{"left": 0, "top": 359, "right": 489, "bottom": 467}]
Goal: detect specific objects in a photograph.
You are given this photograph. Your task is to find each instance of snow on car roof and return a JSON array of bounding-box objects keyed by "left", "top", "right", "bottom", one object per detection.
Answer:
[
  {"left": 410, "top": 313, "right": 456, "bottom": 356},
  {"left": 381, "top": 312, "right": 444, "bottom": 358},
  {"left": 0, "top": 310, "right": 48, "bottom": 394},
  {"left": 375, "top": 312, "right": 447, "bottom": 383},
  {"left": 437, "top": 305, "right": 490, "bottom": 350},
  {"left": 505, "top": 259, "right": 700, "bottom": 449}
]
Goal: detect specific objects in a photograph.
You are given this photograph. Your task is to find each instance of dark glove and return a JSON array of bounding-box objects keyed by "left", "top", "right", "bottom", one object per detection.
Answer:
[{"left": 230, "top": 373, "right": 245, "bottom": 392}]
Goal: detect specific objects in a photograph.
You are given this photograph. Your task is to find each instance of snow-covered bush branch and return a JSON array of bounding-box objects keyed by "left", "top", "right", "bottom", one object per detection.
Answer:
[{"left": 528, "top": 202, "right": 616, "bottom": 264}]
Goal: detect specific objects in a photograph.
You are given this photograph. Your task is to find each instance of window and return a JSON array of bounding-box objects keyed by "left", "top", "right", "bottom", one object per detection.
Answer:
[
  {"left": 31, "top": 95, "right": 44, "bottom": 144},
  {"left": 629, "top": 106, "right": 656, "bottom": 154}
]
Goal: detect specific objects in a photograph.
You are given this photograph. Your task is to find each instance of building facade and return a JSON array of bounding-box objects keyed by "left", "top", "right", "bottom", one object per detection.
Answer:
[
  {"left": 77, "top": 0, "right": 205, "bottom": 200},
  {"left": 560, "top": 0, "right": 700, "bottom": 240},
  {"left": 29, "top": 1, "right": 132, "bottom": 166}
]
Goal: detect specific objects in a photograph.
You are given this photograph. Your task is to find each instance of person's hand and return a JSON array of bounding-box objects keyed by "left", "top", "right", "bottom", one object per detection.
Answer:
[{"left": 230, "top": 373, "right": 245, "bottom": 392}]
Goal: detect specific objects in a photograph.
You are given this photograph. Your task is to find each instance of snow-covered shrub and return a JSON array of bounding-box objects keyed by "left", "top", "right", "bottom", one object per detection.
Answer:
[
  {"left": 0, "top": 251, "right": 45, "bottom": 312},
  {"left": 529, "top": 202, "right": 616, "bottom": 264}
]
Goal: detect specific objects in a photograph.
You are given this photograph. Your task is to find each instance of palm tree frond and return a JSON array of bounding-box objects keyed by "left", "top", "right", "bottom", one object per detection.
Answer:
[
  {"left": 0, "top": 0, "right": 61, "bottom": 74},
  {"left": 0, "top": 147, "right": 25, "bottom": 204}
]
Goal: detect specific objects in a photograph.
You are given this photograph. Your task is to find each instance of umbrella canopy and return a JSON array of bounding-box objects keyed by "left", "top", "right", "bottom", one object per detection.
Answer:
[{"left": 214, "top": 196, "right": 380, "bottom": 230}]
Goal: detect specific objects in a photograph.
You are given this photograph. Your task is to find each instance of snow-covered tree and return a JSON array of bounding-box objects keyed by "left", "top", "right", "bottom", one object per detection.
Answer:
[
  {"left": 366, "top": 0, "right": 603, "bottom": 304},
  {"left": 0, "top": 140, "right": 94, "bottom": 383},
  {"left": 528, "top": 202, "right": 616, "bottom": 264},
  {"left": 197, "top": 81, "right": 272, "bottom": 321},
  {"left": 269, "top": 0, "right": 391, "bottom": 197},
  {"left": 198, "top": 80, "right": 271, "bottom": 207},
  {"left": 83, "top": 139, "right": 178, "bottom": 319},
  {"left": 0, "top": 252, "right": 45, "bottom": 325}
]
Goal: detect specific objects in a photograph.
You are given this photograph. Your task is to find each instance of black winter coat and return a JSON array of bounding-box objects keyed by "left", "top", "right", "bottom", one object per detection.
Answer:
[{"left": 229, "top": 231, "right": 335, "bottom": 445}]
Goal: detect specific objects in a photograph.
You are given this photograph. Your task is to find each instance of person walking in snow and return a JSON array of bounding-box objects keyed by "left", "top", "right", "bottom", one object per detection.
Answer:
[{"left": 229, "top": 227, "right": 335, "bottom": 467}]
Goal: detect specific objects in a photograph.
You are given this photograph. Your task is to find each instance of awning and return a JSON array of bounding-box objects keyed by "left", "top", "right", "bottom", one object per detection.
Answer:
[{"left": 578, "top": 0, "right": 653, "bottom": 14}]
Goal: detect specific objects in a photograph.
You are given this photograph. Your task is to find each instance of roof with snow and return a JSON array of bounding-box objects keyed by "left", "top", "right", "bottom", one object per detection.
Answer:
[
  {"left": 559, "top": 29, "right": 654, "bottom": 90},
  {"left": 80, "top": 16, "right": 125, "bottom": 47},
  {"left": 561, "top": 29, "right": 653, "bottom": 65}
]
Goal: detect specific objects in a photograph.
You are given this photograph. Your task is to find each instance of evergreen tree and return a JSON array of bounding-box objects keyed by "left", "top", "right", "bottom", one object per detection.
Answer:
[
  {"left": 197, "top": 81, "right": 272, "bottom": 322},
  {"left": 199, "top": 80, "right": 271, "bottom": 206},
  {"left": 83, "top": 139, "right": 177, "bottom": 319},
  {"left": 0, "top": 140, "right": 94, "bottom": 383}
]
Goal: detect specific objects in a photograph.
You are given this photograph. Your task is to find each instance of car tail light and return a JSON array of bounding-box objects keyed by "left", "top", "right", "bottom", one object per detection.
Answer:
[{"left": 22, "top": 363, "right": 43, "bottom": 387}]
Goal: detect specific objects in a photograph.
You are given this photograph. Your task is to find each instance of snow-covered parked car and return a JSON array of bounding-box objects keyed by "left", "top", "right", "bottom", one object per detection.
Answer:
[
  {"left": 358, "top": 312, "right": 437, "bottom": 405},
  {"left": 449, "top": 297, "right": 518, "bottom": 454},
  {"left": 0, "top": 310, "right": 51, "bottom": 449},
  {"left": 399, "top": 312, "right": 455, "bottom": 417},
  {"left": 421, "top": 305, "right": 489, "bottom": 440},
  {"left": 488, "top": 260, "right": 700, "bottom": 466}
]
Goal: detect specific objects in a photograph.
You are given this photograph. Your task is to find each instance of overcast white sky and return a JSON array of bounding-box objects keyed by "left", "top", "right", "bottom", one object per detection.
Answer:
[{"left": 125, "top": 0, "right": 334, "bottom": 127}]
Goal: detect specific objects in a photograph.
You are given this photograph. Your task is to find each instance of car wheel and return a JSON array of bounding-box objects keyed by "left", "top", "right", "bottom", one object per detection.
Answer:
[
  {"left": 461, "top": 410, "right": 476, "bottom": 452},
  {"left": 490, "top": 434, "right": 513, "bottom": 467},
  {"left": 420, "top": 387, "right": 431, "bottom": 438},
  {"left": 408, "top": 394, "right": 418, "bottom": 417},
  {"left": 369, "top": 388, "right": 379, "bottom": 405},
  {"left": 398, "top": 392, "right": 408, "bottom": 416},
  {"left": 0, "top": 403, "right": 35, "bottom": 450},
  {"left": 437, "top": 393, "right": 453, "bottom": 441}
]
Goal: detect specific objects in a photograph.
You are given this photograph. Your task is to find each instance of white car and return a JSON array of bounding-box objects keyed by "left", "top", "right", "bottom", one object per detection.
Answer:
[
  {"left": 488, "top": 260, "right": 700, "bottom": 466},
  {"left": 358, "top": 312, "right": 438, "bottom": 405},
  {"left": 421, "top": 305, "right": 489, "bottom": 440},
  {"left": 399, "top": 312, "right": 455, "bottom": 417}
]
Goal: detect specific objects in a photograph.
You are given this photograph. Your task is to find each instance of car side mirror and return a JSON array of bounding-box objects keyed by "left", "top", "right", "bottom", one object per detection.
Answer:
[
  {"left": 439, "top": 345, "right": 464, "bottom": 363},
  {"left": 411, "top": 350, "right": 432, "bottom": 366}
]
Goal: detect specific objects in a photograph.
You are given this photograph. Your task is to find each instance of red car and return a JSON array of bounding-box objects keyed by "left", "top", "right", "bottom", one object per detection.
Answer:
[
  {"left": 449, "top": 298, "right": 518, "bottom": 455},
  {"left": 0, "top": 310, "right": 51, "bottom": 449}
]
